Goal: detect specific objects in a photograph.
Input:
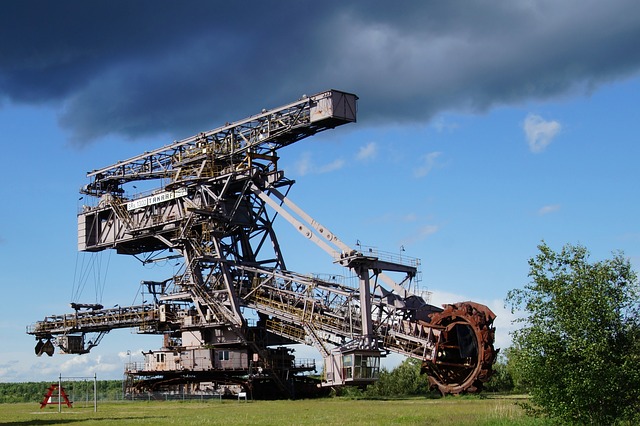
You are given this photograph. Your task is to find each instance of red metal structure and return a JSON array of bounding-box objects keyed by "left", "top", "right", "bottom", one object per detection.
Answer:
[{"left": 40, "top": 384, "right": 72, "bottom": 409}]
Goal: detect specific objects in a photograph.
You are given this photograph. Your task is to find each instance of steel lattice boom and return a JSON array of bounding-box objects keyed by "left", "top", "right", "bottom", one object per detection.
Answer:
[{"left": 28, "top": 89, "right": 496, "bottom": 398}]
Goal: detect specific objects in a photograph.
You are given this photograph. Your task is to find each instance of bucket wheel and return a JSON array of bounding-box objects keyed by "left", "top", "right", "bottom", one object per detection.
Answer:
[{"left": 422, "top": 301, "right": 497, "bottom": 395}]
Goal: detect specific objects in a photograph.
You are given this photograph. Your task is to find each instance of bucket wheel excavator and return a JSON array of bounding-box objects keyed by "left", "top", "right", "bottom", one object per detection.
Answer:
[{"left": 27, "top": 90, "right": 496, "bottom": 397}]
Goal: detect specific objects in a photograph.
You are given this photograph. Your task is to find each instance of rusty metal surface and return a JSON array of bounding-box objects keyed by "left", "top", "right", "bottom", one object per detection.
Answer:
[{"left": 421, "top": 301, "right": 497, "bottom": 395}]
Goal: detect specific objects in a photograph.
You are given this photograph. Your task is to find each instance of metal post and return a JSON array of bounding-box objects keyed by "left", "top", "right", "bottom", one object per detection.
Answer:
[
  {"left": 357, "top": 267, "right": 373, "bottom": 344},
  {"left": 58, "top": 374, "right": 62, "bottom": 413},
  {"left": 93, "top": 373, "right": 97, "bottom": 412}
]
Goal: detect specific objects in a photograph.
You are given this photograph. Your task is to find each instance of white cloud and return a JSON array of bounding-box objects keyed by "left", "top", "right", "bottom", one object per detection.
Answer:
[
  {"left": 32, "top": 353, "right": 122, "bottom": 379},
  {"left": 488, "top": 300, "right": 519, "bottom": 350},
  {"left": 538, "top": 204, "right": 561, "bottom": 215},
  {"left": 523, "top": 114, "right": 561, "bottom": 153},
  {"left": 413, "top": 151, "right": 442, "bottom": 178},
  {"left": 356, "top": 142, "right": 377, "bottom": 161},
  {"left": 317, "top": 158, "right": 345, "bottom": 174},
  {"left": 294, "top": 152, "right": 312, "bottom": 176},
  {"left": 0, "top": 360, "right": 19, "bottom": 381},
  {"left": 401, "top": 213, "right": 418, "bottom": 222},
  {"left": 293, "top": 152, "right": 345, "bottom": 176},
  {"left": 418, "top": 224, "right": 439, "bottom": 238},
  {"left": 400, "top": 223, "right": 440, "bottom": 246},
  {"left": 432, "top": 117, "right": 459, "bottom": 133},
  {"left": 58, "top": 355, "right": 91, "bottom": 373}
]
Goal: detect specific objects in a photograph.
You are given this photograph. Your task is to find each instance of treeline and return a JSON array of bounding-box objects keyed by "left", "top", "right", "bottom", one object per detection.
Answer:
[
  {"left": 0, "top": 380, "right": 125, "bottom": 403},
  {"left": 0, "top": 359, "right": 516, "bottom": 404},
  {"left": 336, "top": 356, "right": 515, "bottom": 399}
]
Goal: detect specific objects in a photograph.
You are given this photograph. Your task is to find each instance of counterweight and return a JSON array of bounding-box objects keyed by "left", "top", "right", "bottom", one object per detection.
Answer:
[{"left": 28, "top": 90, "right": 496, "bottom": 397}]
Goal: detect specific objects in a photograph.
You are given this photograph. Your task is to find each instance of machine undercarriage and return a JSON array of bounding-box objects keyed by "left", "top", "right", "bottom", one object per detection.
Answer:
[{"left": 28, "top": 90, "right": 496, "bottom": 398}]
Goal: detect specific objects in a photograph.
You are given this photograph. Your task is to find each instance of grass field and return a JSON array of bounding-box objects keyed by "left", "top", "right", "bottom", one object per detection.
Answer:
[{"left": 0, "top": 396, "right": 551, "bottom": 425}]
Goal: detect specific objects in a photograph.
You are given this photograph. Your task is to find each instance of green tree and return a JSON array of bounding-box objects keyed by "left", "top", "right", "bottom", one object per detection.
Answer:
[
  {"left": 506, "top": 242, "right": 640, "bottom": 424},
  {"left": 366, "top": 358, "right": 431, "bottom": 397},
  {"left": 483, "top": 350, "right": 514, "bottom": 393}
]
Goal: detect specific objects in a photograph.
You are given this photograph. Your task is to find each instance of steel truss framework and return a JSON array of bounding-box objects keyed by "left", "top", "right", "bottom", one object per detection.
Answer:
[{"left": 28, "top": 90, "right": 496, "bottom": 397}]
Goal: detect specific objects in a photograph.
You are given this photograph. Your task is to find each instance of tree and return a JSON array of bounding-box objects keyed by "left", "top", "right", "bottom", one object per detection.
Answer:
[
  {"left": 365, "top": 358, "right": 431, "bottom": 397},
  {"left": 506, "top": 242, "right": 640, "bottom": 424},
  {"left": 483, "top": 350, "right": 515, "bottom": 393}
]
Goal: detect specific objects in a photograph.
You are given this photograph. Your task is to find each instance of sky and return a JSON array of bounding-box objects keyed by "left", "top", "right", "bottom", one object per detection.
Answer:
[{"left": 1, "top": 0, "right": 640, "bottom": 382}]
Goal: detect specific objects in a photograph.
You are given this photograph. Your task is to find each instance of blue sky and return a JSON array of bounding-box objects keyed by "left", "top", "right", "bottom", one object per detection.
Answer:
[{"left": 1, "top": 1, "right": 640, "bottom": 382}]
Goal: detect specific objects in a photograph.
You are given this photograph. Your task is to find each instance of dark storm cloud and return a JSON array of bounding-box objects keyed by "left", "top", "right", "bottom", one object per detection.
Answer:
[{"left": 2, "top": 0, "right": 640, "bottom": 144}]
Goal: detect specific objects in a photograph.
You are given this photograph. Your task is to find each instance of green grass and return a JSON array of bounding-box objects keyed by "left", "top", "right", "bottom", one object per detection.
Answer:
[{"left": 0, "top": 396, "right": 551, "bottom": 425}]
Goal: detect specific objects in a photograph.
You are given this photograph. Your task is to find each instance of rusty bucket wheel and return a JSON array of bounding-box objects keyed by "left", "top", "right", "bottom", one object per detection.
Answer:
[{"left": 422, "top": 301, "right": 497, "bottom": 395}]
